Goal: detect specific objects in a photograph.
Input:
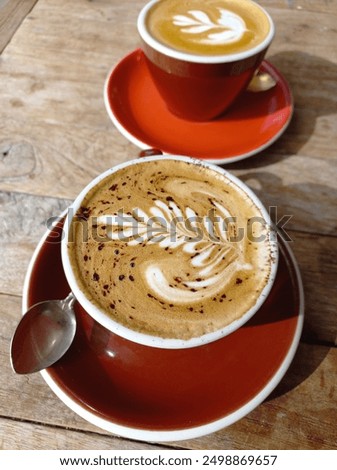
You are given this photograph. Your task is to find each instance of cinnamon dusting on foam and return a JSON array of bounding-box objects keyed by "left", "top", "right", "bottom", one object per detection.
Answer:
[{"left": 68, "top": 160, "right": 273, "bottom": 340}]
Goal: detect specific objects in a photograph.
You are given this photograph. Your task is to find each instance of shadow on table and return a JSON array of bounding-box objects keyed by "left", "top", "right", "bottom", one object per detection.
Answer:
[
  {"left": 230, "top": 170, "right": 337, "bottom": 239},
  {"left": 238, "top": 173, "right": 335, "bottom": 397},
  {"left": 225, "top": 50, "right": 337, "bottom": 169},
  {"left": 267, "top": 225, "right": 336, "bottom": 398},
  {"left": 266, "top": 340, "right": 331, "bottom": 401},
  {"left": 229, "top": 174, "right": 336, "bottom": 399}
]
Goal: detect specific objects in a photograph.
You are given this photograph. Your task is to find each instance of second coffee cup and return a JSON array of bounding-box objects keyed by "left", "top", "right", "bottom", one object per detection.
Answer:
[{"left": 137, "top": 0, "right": 275, "bottom": 121}]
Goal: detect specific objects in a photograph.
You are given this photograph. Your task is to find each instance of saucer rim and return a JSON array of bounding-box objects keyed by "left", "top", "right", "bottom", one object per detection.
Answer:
[
  {"left": 22, "top": 212, "right": 304, "bottom": 442},
  {"left": 103, "top": 49, "right": 294, "bottom": 165}
]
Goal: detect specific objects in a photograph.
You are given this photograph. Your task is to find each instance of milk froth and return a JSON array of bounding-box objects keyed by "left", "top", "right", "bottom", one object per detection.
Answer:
[
  {"left": 68, "top": 159, "right": 273, "bottom": 340},
  {"left": 145, "top": 0, "right": 271, "bottom": 56}
]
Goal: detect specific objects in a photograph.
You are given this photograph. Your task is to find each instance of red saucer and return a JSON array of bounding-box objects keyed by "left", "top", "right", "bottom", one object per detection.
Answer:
[
  {"left": 23, "top": 218, "right": 303, "bottom": 441},
  {"left": 104, "top": 49, "right": 293, "bottom": 164}
]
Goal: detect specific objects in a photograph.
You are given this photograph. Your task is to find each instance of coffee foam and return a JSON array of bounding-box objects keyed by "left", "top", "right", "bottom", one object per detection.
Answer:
[
  {"left": 145, "top": 0, "right": 270, "bottom": 56},
  {"left": 68, "top": 159, "right": 273, "bottom": 340}
]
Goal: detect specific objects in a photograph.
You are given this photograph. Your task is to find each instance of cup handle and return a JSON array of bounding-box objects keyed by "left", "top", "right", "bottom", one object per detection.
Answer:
[
  {"left": 247, "top": 70, "right": 277, "bottom": 93},
  {"left": 139, "top": 148, "right": 163, "bottom": 158}
]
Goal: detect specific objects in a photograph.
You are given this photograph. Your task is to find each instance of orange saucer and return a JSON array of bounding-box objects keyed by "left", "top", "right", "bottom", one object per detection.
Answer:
[
  {"left": 104, "top": 49, "right": 293, "bottom": 164},
  {"left": 22, "top": 217, "right": 303, "bottom": 442}
]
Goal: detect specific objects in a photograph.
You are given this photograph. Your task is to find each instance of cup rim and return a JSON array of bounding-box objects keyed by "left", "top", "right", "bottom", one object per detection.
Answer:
[
  {"left": 61, "top": 155, "right": 279, "bottom": 349},
  {"left": 137, "top": 0, "right": 275, "bottom": 65}
]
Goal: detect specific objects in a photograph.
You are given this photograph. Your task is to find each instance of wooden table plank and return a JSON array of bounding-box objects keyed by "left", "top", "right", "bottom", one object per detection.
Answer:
[
  {"left": 233, "top": 152, "right": 337, "bottom": 237},
  {"left": 262, "top": 0, "right": 337, "bottom": 14},
  {"left": 0, "top": 192, "right": 70, "bottom": 296},
  {"left": 290, "top": 231, "right": 337, "bottom": 346},
  {"left": 0, "top": 0, "right": 38, "bottom": 53},
  {"left": 0, "top": 119, "right": 133, "bottom": 198},
  {"left": 0, "top": 125, "right": 336, "bottom": 236},
  {"left": 0, "top": 417, "right": 164, "bottom": 450}
]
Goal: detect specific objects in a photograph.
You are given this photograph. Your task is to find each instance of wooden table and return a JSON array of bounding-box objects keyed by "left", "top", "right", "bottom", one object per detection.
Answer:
[{"left": 0, "top": 0, "right": 336, "bottom": 450}]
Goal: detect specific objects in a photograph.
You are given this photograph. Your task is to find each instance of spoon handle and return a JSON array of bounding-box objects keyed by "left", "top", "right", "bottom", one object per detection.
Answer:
[{"left": 61, "top": 292, "right": 76, "bottom": 310}]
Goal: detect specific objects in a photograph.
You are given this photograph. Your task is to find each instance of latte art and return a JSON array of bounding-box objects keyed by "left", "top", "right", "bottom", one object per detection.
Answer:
[
  {"left": 173, "top": 9, "right": 247, "bottom": 46},
  {"left": 67, "top": 159, "right": 274, "bottom": 340},
  {"left": 96, "top": 196, "right": 253, "bottom": 304},
  {"left": 145, "top": 0, "right": 271, "bottom": 56}
]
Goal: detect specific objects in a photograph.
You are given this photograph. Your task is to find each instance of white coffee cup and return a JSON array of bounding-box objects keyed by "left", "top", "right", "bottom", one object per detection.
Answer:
[{"left": 61, "top": 154, "right": 278, "bottom": 349}]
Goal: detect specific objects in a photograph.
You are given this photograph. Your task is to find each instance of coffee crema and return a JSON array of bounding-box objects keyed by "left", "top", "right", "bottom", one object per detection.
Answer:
[
  {"left": 145, "top": 0, "right": 270, "bottom": 56},
  {"left": 68, "top": 159, "right": 273, "bottom": 340}
]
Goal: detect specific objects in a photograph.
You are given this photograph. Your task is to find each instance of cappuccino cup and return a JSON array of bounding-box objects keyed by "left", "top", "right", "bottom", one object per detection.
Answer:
[
  {"left": 61, "top": 155, "right": 278, "bottom": 349},
  {"left": 137, "top": 0, "right": 275, "bottom": 121}
]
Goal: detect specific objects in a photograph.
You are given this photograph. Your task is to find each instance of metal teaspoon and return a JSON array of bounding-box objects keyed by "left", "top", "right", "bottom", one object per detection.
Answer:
[{"left": 10, "top": 292, "right": 76, "bottom": 374}]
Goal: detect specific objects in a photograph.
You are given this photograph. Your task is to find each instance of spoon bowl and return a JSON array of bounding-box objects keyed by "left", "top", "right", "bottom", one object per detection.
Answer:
[{"left": 10, "top": 293, "right": 76, "bottom": 374}]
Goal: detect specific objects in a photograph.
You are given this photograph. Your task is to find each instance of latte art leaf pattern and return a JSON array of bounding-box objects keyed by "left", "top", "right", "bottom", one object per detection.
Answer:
[
  {"left": 97, "top": 199, "right": 252, "bottom": 303},
  {"left": 173, "top": 8, "right": 247, "bottom": 45},
  {"left": 68, "top": 159, "right": 275, "bottom": 341}
]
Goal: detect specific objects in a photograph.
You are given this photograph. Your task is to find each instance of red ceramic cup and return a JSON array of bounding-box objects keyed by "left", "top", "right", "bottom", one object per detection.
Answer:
[{"left": 137, "top": 0, "right": 275, "bottom": 121}]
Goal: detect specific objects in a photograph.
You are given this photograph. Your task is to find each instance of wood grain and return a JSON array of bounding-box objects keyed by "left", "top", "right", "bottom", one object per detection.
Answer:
[
  {"left": 262, "top": 0, "right": 337, "bottom": 14},
  {"left": 0, "top": 417, "right": 164, "bottom": 450},
  {"left": 0, "top": 192, "right": 70, "bottom": 295},
  {"left": 0, "top": 0, "right": 336, "bottom": 452},
  {"left": 0, "top": 119, "right": 134, "bottom": 199},
  {"left": 0, "top": 0, "right": 38, "bottom": 53}
]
